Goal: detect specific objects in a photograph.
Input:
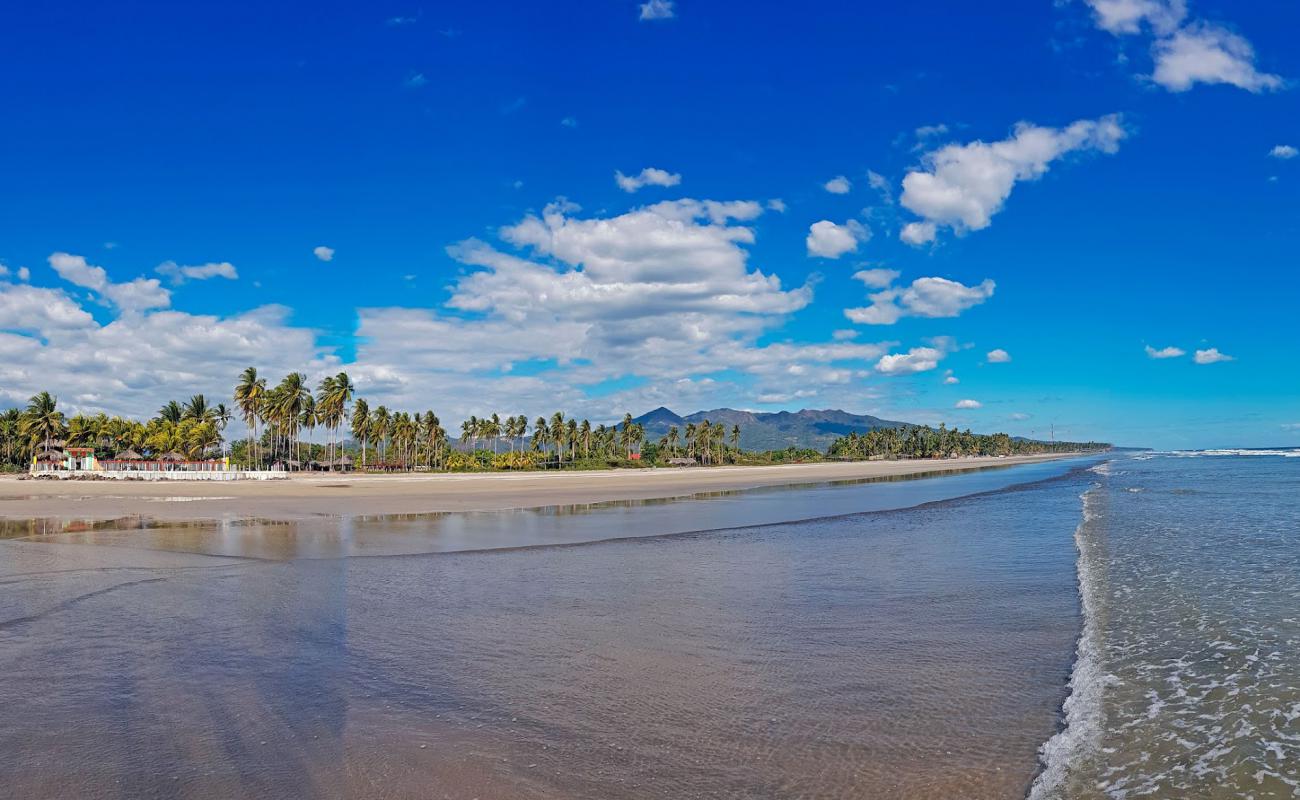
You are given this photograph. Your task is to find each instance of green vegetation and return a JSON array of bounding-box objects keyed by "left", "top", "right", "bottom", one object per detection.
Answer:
[
  {"left": 0, "top": 366, "right": 1107, "bottom": 474},
  {"left": 826, "top": 424, "right": 1109, "bottom": 460}
]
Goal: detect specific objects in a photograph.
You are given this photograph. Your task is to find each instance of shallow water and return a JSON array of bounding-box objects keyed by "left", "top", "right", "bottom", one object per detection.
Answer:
[
  {"left": 1032, "top": 452, "right": 1300, "bottom": 799},
  {"left": 0, "top": 461, "right": 1091, "bottom": 799}
]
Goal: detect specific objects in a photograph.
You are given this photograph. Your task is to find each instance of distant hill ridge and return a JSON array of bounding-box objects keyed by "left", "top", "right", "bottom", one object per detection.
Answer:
[{"left": 630, "top": 406, "right": 910, "bottom": 451}]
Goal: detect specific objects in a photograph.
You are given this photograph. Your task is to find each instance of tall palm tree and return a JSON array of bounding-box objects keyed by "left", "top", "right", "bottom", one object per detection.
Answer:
[
  {"left": 273, "top": 373, "right": 310, "bottom": 468},
  {"left": 352, "top": 398, "right": 370, "bottom": 466},
  {"left": 372, "top": 406, "right": 391, "bottom": 463},
  {"left": 549, "top": 412, "right": 566, "bottom": 465},
  {"left": 234, "top": 367, "right": 267, "bottom": 467}
]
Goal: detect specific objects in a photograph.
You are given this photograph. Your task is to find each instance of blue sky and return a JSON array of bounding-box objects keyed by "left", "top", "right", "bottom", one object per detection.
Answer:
[{"left": 1, "top": 0, "right": 1297, "bottom": 449}]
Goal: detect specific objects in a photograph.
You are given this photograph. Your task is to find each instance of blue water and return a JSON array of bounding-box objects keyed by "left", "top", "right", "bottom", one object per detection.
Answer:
[{"left": 1033, "top": 450, "right": 1300, "bottom": 799}]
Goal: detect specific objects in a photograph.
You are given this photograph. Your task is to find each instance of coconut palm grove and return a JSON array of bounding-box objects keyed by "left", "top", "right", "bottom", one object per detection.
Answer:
[{"left": 1, "top": 368, "right": 1107, "bottom": 474}]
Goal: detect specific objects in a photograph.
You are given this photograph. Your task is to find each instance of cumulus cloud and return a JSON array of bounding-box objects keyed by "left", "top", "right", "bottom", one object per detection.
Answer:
[
  {"left": 1152, "top": 24, "right": 1283, "bottom": 93},
  {"left": 875, "top": 346, "right": 944, "bottom": 376},
  {"left": 852, "top": 268, "right": 900, "bottom": 289},
  {"left": 1269, "top": 145, "right": 1297, "bottom": 160},
  {"left": 155, "top": 261, "right": 238, "bottom": 285},
  {"left": 615, "top": 167, "right": 682, "bottom": 193},
  {"left": 1083, "top": 1, "right": 1281, "bottom": 94},
  {"left": 846, "top": 276, "right": 995, "bottom": 325},
  {"left": 6, "top": 196, "right": 909, "bottom": 426},
  {"left": 313, "top": 246, "right": 335, "bottom": 262},
  {"left": 48, "top": 252, "right": 170, "bottom": 313},
  {"left": 944, "top": 374, "right": 960, "bottom": 385},
  {"left": 954, "top": 399, "right": 982, "bottom": 409},
  {"left": 0, "top": 284, "right": 329, "bottom": 419},
  {"left": 1145, "top": 344, "right": 1185, "bottom": 358},
  {"left": 823, "top": 175, "right": 852, "bottom": 194},
  {"left": 899, "top": 115, "right": 1126, "bottom": 244},
  {"left": 1193, "top": 347, "right": 1234, "bottom": 364},
  {"left": 639, "top": 0, "right": 674, "bottom": 20},
  {"left": 986, "top": 348, "right": 1011, "bottom": 363},
  {"left": 806, "top": 219, "right": 869, "bottom": 258}
]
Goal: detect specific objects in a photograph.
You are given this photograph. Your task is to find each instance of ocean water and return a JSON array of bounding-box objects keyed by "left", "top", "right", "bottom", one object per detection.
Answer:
[
  {"left": 1033, "top": 450, "right": 1300, "bottom": 799},
  {"left": 2, "top": 453, "right": 1295, "bottom": 799},
  {"left": 0, "top": 460, "right": 1089, "bottom": 799}
]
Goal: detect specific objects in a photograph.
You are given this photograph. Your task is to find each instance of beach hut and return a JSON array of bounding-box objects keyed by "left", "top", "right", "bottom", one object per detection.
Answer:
[
  {"left": 115, "top": 449, "right": 144, "bottom": 461},
  {"left": 328, "top": 455, "right": 353, "bottom": 472}
]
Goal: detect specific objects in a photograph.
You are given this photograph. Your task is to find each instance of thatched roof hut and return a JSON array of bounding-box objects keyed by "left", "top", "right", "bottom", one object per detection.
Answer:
[
  {"left": 114, "top": 449, "right": 144, "bottom": 461},
  {"left": 158, "top": 452, "right": 187, "bottom": 463},
  {"left": 34, "top": 451, "right": 65, "bottom": 464}
]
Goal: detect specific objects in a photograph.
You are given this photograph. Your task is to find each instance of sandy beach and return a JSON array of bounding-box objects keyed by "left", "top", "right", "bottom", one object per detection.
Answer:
[{"left": 0, "top": 454, "right": 1079, "bottom": 522}]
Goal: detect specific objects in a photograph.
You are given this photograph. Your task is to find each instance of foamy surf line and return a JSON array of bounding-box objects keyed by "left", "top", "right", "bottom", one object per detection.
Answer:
[{"left": 1028, "top": 474, "right": 1110, "bottom": 799}]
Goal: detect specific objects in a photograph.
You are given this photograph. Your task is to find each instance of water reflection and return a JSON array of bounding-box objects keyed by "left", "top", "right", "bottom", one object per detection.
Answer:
[
  {"left": 3, "top": 458, "right": 1096, "bottom": 560},
  {"left": 0, "top": 471, "right": 1088, "bottom": 799}
]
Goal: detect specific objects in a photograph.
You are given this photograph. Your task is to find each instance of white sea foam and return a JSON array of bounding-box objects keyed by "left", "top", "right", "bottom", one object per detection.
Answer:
[
  {"left": 1028, "top": 483, "right": 1110, "bottom": 800},
  {"left": 1173, "top": 448, "right": 1300, "bottom": 458}
]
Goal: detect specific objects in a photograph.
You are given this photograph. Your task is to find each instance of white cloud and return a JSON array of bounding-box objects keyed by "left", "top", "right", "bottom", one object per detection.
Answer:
[
  {"left": 560, "top": 116, "right": 579, "bottom": 128},
  {"left": 866, "top": 170, "right": 893, "bottom": 204},
  {"left": 314, "top": 246, "right": 335, "bottom": 262},
  {"left": 944, "top": 375, "right": 960, "bottom": 385},
  {"left": 17, "top": 266, "right": 30, "bottom": 282},
  {"left": 846, "top": 276, "right": 995, "bottom": 325},
  {"left": 899, "top": 115, "right": 1126, "bottom": 243},
  {"left": 1193, "top": 347, "right": 1234, "bottom": 364},
  {"left": 155, "top": 261, "right": 238, "bottom": 285},
  {"left": 899, "top": 221, "right": 938, "bottom": 246},
  {"left": 48, "top": 252, "right": 170, "bottom": 313},
  {"left": 405, "top": 72, "right": 427, "bottom": 89},
  {"left": 986, "top": 348, "right": 1011, "bottom": 363},
  {"left": 615, "top": 167, "right": 682, "bottom": 193},
  {"left": 0, "top": 285, "right": 329, "bottom": 419},
  {"left": 806, "top": 219, "right": 869, "bottom": 258},
  {"left": 954, "top": 399, "right": 982, "bottom": 409},
  {"left": 1083, "top": 1, "right": 1281, "bottom": 94},
  {"left": 831, "top": 328, "right": 858, "bottom": 341},
  {"left": 851, "top": 268, "right": 900, "bottom": 289},
  {"left": 1084, "top": 0, "right": 1185, "bottom": 35},
  {"left": 1269, "top": 145, "right": 1297, "bottom": 160},
  {"left": 1151, "top": 23, "right": 1282, "bottom": 93},
  {"left": 1145, "top": 344, "right": 1185, "bottom": 358},
  {"left": 823, "top": 175, "right": 852, "bottom": 194},
  {"left": 639, "top": 0, "right": 675, "bottom": 20},
  {"left": 1009, "top": 412, "right": 1032, "bottom": 421},
  {"left": 766, "top": 198, "right": 787, "bottom": 213},
  {"left": 875, "top": 346, "right": 944, "bottom": 376}
]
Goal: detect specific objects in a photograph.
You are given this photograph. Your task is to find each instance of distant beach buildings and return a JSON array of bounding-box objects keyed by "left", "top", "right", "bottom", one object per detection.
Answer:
[{"left": 29, "top": 441, "right": 259, "bottom": 480}]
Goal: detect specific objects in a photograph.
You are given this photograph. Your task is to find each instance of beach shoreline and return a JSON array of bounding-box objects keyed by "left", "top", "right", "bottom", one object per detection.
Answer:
[{"left": 0, "top": 453, "right": 1083, "bottom": 522}]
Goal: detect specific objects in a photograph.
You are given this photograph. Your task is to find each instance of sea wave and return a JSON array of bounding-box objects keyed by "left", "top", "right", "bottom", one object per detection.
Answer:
[
  {"left": 1172, "top": 448, "right": 1300, "bottom": 458},
  {"left": 1028, "top": 483, "right": 1112, "bottom": 800}
]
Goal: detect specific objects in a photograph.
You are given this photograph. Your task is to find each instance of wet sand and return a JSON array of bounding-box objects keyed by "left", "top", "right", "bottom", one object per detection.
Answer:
[{"left": 0, "top": 454, "right": 1074, "bottom": 521}]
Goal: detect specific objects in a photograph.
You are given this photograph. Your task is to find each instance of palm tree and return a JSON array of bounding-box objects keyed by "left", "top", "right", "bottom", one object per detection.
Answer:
[
  {"left": 158, "top": 400, "right": 183, "bottom": 425},
  {"left": 183, "top": 394, "right": 217, "bottom": 425},
  {"left": 371, "top": 406, "right": 391, "bottom": 463},
  {"left": 667, "top": 425, "right": 680, "bottom": 457},
  {"left": 1, "top": 408, "right": 21, "bottom": 466},
  {"left": 273, "top": 373, "right": 310, "bottom": 468},
  {"left": 234, "top": 367, "right": 267, "bottom": 467},
  {"left": 20, "top": 392, "right": 66, "bottom": 454},
  {"left": 531, "top": 416, "right": 549, "bottom": 456},
  {"left": 620, "top": 412, "right": 635, "bottom": 458},
  {"left": 352, "top": 398, "right": 371, "bottom": 467},
  {"left": 549, "top": 412, "right": 566, "bottom": 465}
]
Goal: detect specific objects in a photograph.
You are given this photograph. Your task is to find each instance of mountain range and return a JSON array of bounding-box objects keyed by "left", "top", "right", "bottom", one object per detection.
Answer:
[{"left": 630, "top": 407, "right": 911, "bottom": 452}]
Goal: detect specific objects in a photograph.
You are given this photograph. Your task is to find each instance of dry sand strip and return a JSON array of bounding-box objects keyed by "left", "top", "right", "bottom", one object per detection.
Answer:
[{"left": 0, "top": 454, "right": 1083, "bottom": 522}]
